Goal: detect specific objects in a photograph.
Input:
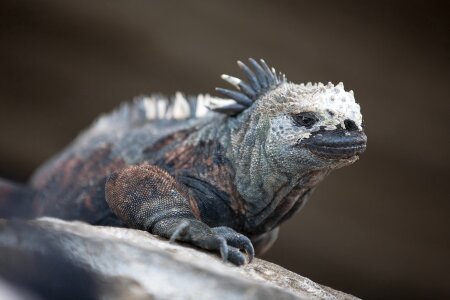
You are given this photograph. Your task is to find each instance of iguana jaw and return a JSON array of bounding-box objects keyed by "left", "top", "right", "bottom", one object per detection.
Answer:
[{"left": 301, "top": 128, "right": 367, "bottom": 160}]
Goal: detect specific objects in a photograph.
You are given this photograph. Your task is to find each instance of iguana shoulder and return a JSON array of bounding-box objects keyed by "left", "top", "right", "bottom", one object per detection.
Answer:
[{"left": 27, "top": 93, "right": 224, "bottom": 222}]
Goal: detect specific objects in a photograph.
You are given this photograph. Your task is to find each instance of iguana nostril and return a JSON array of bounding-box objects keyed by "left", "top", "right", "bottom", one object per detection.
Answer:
[{"left": 344, "top": 119, "right": 358, "bottom": 131}]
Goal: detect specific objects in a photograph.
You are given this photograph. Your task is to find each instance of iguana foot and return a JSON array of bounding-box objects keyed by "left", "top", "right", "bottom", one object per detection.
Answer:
[
  {"left": 212, "top": 226, "right": 254, "bottom": 264},
  {"left": 165, "top": 220, "right": 254, "bottom": 265}
]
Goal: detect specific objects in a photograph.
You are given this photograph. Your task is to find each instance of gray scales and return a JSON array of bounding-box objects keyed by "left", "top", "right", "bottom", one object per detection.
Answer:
[{"left": 0, "top": 58, "right": 367, "bottom": 265}]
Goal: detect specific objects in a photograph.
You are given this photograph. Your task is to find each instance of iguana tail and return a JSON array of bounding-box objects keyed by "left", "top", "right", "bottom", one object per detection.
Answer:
[{"left": 0, "top": 178, "right": 35, "bottom": 218}]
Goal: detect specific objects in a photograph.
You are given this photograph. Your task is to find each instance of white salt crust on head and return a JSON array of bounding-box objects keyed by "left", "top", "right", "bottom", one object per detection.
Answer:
[
  {"left": 260, "top": 82, "right": 364, "bottom": 143},
  {"left": 279, "top": 82, "right": 363, "bottom": 130}
]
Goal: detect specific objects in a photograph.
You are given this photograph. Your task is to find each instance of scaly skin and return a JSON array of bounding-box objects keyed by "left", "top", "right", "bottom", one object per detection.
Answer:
[{"left": 0, "top": 58, "right": 367, "bottom": 265}]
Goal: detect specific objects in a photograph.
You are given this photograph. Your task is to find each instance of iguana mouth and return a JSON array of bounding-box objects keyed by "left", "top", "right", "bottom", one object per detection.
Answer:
[
  {"left": 307, "top": 143, "right": 366, "bottom": 159},
  {"left": 302, "top": 129, "right": 367, "bottom": 159}
]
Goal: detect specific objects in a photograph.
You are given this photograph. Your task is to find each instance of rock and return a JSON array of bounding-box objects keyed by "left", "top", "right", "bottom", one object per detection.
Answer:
[{"left": 0, "top": 218, "right": 359, "bottom": 300}]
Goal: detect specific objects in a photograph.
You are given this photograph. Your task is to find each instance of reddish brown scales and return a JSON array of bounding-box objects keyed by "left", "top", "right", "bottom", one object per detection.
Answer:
[
  {"left": 31, "top": 144, "right": 127, "bottom": 222},
  {"left": 161, "top": 140, "right": 247, "bottom": 217},
  {"left": 143, "top": 129, "right": 195, "bottom": 154},
  {"left": 105, "top": 163, "right": 201, "bottom": 230}
]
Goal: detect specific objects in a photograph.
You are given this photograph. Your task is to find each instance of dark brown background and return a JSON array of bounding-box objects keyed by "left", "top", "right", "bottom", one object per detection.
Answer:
[{"left": 1, "top": 0, "right": 449, "bottom": 299}]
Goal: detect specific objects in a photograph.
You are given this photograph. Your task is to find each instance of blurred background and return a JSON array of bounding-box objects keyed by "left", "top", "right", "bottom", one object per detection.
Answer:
[{"left": 0, "top": 0, "right": 449, "bottom": 298}]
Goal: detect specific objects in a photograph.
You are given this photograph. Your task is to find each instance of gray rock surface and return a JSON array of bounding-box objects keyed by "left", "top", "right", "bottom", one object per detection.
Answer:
[{"left": 0, "top": 218, "right": 359, "bottom": 300}]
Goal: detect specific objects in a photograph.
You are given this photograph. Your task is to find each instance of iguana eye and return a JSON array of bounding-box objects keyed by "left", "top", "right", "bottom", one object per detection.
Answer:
[{"left": 292, "top": 112, "right": 318, "bottom": 128}]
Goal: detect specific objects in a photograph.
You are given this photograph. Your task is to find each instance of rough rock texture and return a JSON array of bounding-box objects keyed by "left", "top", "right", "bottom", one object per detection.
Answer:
[{"left": 0, "top": 218, "right": 359, "bottom": 300}]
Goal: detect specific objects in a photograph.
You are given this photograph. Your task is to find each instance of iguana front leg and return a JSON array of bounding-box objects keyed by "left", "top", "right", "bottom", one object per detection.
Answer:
[{"left": 105, "top": 163, "right": 254, "bottom": 265}]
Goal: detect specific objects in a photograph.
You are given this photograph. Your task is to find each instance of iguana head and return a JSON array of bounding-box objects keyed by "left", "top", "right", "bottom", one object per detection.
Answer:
[{"left": 213, "top": 58, "right": 366, "bottom": 173}]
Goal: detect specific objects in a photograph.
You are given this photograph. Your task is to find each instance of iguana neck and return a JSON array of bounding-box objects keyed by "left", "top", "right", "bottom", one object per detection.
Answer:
[
  {"left": 223, "top": 111, "right": 315, "bottom": 218},
  {"left": 185, "top": 113, "right": 327, "bottom": 224}
]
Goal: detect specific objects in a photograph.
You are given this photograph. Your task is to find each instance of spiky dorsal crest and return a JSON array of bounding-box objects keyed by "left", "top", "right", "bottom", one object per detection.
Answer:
[{"left": 212, "top": 58, "right": 287, "bottom": 115}]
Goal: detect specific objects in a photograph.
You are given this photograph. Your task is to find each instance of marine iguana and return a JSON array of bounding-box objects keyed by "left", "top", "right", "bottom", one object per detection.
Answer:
[{"left": 0, "top": 58, "right": 366, "bottom": 265}]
